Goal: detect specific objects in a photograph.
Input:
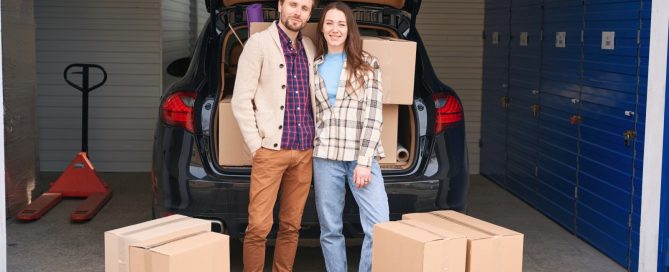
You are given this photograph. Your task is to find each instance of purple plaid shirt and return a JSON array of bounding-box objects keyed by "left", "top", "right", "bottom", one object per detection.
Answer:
[{"left": 277, "top": 22, "right": 314, "bottom": 150}]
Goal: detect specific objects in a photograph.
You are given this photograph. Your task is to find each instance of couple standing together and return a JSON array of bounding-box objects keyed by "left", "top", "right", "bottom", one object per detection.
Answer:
[{"left": 231, "top": 0, "right": 389, "bottom": 271}]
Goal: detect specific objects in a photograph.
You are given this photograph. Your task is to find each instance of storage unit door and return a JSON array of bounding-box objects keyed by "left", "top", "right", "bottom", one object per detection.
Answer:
[
  {"left": 505, "top": 1, "right": 542, "bottom": 206},
  {"left": 536, "top": 0, "right": 583, "bottom": 232},
  {"left": 577, "top": 0, "right": 641, "bottom": 268},
  {"left": 480, "top": 0, "right": 510, "bottom": 186},
  {"left": 628, "top": 1, "right": 651, "bottom": 270}
]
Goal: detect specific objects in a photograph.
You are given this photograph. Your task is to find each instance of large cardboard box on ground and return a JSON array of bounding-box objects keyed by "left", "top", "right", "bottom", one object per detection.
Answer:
[
  {"left": 249, "top": 23, "right": 416, "bottom": 105},
  {"left": 402, "top": 211, "right": 524, "bottom": 272},
  {"left": 218, "top": 98, "right": 253, "bottom": 166},
  {"left": 129, "top": 232, "right": 230, "bottom": 272},
  {"left": 372, "top": 220, "right": 466, "bottom": 272},
  {"left": 104, "top": 215, "right": 212, "bottom": 272}
]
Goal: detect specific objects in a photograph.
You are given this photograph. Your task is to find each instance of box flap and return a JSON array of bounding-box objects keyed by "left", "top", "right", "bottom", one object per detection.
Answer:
[
  {"left": 402, "top": 212, "right": 493, "bottom": 240},
  {"left": 151, "top": 232, "right": 229, "bottom": 256},
  {"left": 106, "top": 214, "right": 188, "bottom": 237},
  {"left": 429, "top": 210, "right": 522, "bottom": 237},
  {"left": 375, "top": 221, "right": 445, "bottom": 243},
  {"left": 399, "top": 219, "right": 465, "bottom": 240}
]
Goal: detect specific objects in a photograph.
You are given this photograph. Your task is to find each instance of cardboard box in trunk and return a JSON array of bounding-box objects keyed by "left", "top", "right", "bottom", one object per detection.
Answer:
[
  {"left": 379, "top": 104, "right": 398, "bottom": 164},
  {"left": 218, "top": 100, "right": 399, "bottom": 166},
  {"left": 104, "top": 215, "right": 212, "bottom": 272},
  {"left": 402, "top": 211, "right": 524, "bottom": 272},
  {"left": 218, "top": 99, "right": 253, "bottom": 166},
  {"left": 129, "top": 232, "right": 230, "bottom": 272},
  {"left": 224, "top": 0, "right": 406, "bottom": 9},
  {"left": 361, "top": 36, "right": 416, "bottom": 105},
  {"left": 248, "top": 23, "right": 416, "bottom": 105},
  {"left": 372, "top": 220, "right": 466, "bottom": 272}
]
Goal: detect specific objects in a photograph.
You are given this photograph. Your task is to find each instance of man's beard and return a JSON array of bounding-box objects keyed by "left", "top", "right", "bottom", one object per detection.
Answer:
[{"left": 281, "top": 16, "right": 304, "bottom": 32}]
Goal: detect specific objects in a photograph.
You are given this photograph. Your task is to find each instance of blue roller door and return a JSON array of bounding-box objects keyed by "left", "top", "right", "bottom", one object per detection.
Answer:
[
  {"left": 577, "top": 0, "right": 641, "bottom": 267},
  {"left": 536, "top": 0, "right": 583, "bottom": 232},
  {"left": 481, "top": 0, "right": 649, "bottom": 270},
  {"left": 505, "top": 1, "right": 542, "bottom": 206},
  {"left": 481, "top": 0, "right": 510, "bottom": 186},
  {"left": 629, "top": 1, "right": 651, "bottom": 270}
]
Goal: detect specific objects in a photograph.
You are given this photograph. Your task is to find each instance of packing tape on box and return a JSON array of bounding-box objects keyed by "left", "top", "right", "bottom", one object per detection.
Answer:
[
  {"left": 428, "top": 212, "right": 501, "bottom": 237},
  {"left": 398, "top": 220, "right": 449, "bottom": 239}
]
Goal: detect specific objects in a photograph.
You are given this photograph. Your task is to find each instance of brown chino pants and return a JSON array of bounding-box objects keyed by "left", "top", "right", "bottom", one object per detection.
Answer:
[{"left": 243, "top": 148, "right": 313, "bottom": 272}]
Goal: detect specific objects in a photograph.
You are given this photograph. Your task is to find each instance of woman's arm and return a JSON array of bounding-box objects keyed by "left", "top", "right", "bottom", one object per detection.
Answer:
[{"left": 356, "top": 57, "right": 383, "bottom": 168}]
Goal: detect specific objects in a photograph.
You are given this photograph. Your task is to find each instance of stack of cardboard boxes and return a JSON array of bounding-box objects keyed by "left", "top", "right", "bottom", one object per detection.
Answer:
[
  {"left": 218, "top": 22, "right": 416, "bottom": 166},
  {"left": 372, "top": 210, "right": 524, "bottom": 272},
  {"left": 105, "top": 215, "right": 230, "bottom": 272}
]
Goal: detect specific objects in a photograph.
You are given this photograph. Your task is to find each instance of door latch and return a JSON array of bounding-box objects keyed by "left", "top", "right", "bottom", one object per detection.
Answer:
[
  {"left": 531, "top": 104, "right": 541, "bottom": 117},
  {"left": 624, "top": 130, "right": 637, "bottom": 146},
  {"left": 501, "top": 96, "right": 510, "bottom": 109},
  {"left": 570, "top": 115, "right": 582, "bottom": 125}
]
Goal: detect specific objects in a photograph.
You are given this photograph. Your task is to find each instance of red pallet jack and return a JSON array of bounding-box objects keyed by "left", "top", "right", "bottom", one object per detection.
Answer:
[{"left": 17, "top": 64, "right": 112, "bottom": 222}]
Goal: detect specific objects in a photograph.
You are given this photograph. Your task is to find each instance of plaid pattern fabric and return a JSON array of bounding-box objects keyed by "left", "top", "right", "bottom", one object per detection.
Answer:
[
  {"left": 312, "top": 53, "right": 385, "bottom": 167},
  {"left": 276, "top": 22, "right": 314, "bottom": 150}
]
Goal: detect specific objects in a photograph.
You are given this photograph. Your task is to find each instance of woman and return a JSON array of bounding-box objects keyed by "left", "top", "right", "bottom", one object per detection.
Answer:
[{"left": 311, "top": 2, "right": 389, "bottom": 272}]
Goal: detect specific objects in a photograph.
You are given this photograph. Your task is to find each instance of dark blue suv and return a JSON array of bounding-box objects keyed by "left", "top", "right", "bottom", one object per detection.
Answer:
[{"left": 152, "top": 0, "right": 469, "bottom": 238}]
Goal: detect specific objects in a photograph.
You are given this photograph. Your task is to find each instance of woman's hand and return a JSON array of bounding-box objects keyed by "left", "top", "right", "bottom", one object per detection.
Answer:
[{"left": 353, "top": 165, "right": 372, "bottom": 189}]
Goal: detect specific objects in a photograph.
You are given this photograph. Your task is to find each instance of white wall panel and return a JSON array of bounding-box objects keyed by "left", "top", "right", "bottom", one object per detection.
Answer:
[
  {"left": 35, "top": 0, "right": 161, "bottom": 172},
  {"left": 417, "top": 0, "right": 484, "bottom": 173}
]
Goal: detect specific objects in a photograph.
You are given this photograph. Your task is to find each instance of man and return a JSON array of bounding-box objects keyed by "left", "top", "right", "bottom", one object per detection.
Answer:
[{"left": 231, "top": 0, "right": 317, "bottom": 271}]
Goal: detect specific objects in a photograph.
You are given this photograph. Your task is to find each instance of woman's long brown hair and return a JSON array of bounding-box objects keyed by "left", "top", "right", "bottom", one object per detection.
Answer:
[{"left": 316, "top": 2, "right": 373, "bottom": 91}]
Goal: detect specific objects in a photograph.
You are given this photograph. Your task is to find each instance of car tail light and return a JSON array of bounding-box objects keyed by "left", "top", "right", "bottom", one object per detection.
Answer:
[
  {"left": 433, "top": 92, "right": 463, "bottom": 134},
  {"left": 161, "top": 91, "right": 196, "bottom": 133}
]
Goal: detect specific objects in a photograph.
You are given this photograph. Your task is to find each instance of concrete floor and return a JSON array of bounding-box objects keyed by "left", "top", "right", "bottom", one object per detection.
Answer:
[{"left": 6, "top": 173, "right": 625, "bottom": 272}]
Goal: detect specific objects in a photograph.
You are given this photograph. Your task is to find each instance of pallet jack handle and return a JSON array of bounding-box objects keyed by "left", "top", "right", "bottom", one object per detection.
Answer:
[{"left": 64, "top": 64, "right": 107, "bottom": 153}]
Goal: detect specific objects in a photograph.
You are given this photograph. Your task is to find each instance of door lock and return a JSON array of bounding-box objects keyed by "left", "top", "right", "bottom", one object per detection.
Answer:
[
  {"left": 570, "top": 115, "right": 582, "bottom": 125},
  {"left": 624, "top": 130, "right": 637, "bottom": 146},
  {"left": 531, "top": 104, "right": 541, "bottom": 117},
  {"left": 501, "top": 96, "right": 510, "bottom": 109}
]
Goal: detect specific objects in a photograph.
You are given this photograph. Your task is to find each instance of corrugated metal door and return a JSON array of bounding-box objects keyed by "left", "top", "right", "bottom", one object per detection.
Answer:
[
  {"left": 505, "top": 0, "right": 542, "bottom": 206},
  {"left": 536, "top": 0, "right": 582, "bottom": 232},
  {"left": 577, "top": 0, "right": 641, "bottom": 267},
  {"left": 629, "top": 1, "right": 651, "bottom": 270},
  {"left": 481, "top": 1, "right": 649, "bottom": 269},
  {"left": 35, "top": 0, "right": 162, "bottom": 172},
  {"left": 416, "top": 0, "right": 484, "bottom": 174},
  {"left": 480, "top": 0, "right": 510, "bottom": 185}
]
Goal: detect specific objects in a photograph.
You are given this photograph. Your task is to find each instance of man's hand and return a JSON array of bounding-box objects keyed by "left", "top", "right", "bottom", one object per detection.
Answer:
[{"left": 353, "top": 165, "right": 372, "bottom": 189}]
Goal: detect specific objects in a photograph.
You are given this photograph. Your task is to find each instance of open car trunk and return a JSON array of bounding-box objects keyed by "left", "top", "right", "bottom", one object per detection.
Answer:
[{"left": 213, "top": 22, "right": 416, "bottom": 170}]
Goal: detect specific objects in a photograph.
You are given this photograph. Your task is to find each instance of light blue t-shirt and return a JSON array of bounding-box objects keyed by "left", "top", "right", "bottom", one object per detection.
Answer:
[{"left": 318, "top": 52, "right": 346, "bottom": 107}]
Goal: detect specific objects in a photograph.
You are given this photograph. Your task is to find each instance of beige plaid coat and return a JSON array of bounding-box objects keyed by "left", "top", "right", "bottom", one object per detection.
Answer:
[{"left": 312, "top": 53, "right": 385, "bottom": 167}]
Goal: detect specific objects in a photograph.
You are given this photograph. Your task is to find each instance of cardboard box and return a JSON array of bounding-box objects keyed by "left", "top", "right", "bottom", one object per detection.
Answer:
[
  {"left": 218, "top": 98, "right": 253, "bottom": 166},
  {"left": 361, "top": 36, "right": 416, "bottom": 105},
  {"left": 104, "top": 215, "right": 212, "bottom": 272},
  {"left": 372, "top": 220, "right": 466, "bottom": 272},
  {"left": 250, "top": 22, "right": 319, "bottom": 43},
  {"left": 219, "top": 98, "right": 399, "bottom": 165},
  {"left": 224, "top": 0, "right": 405, "bottom": 9},
  {"left": 129, "top": 232, "right": 230, "bottom": 272},
  {"left": 249, "top": 23, "right": 416, "bottom": 105},
  {"left": 379, "top": 104, "right": 398, "bottom": 164},
  {"left": 402, "top": 211, "right": 524, "bottom": 272}
]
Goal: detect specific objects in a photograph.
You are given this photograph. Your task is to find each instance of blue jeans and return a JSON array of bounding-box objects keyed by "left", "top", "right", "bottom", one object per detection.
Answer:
[{"left": 313, "top": 157, "right": 390, "bottom": 272}]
